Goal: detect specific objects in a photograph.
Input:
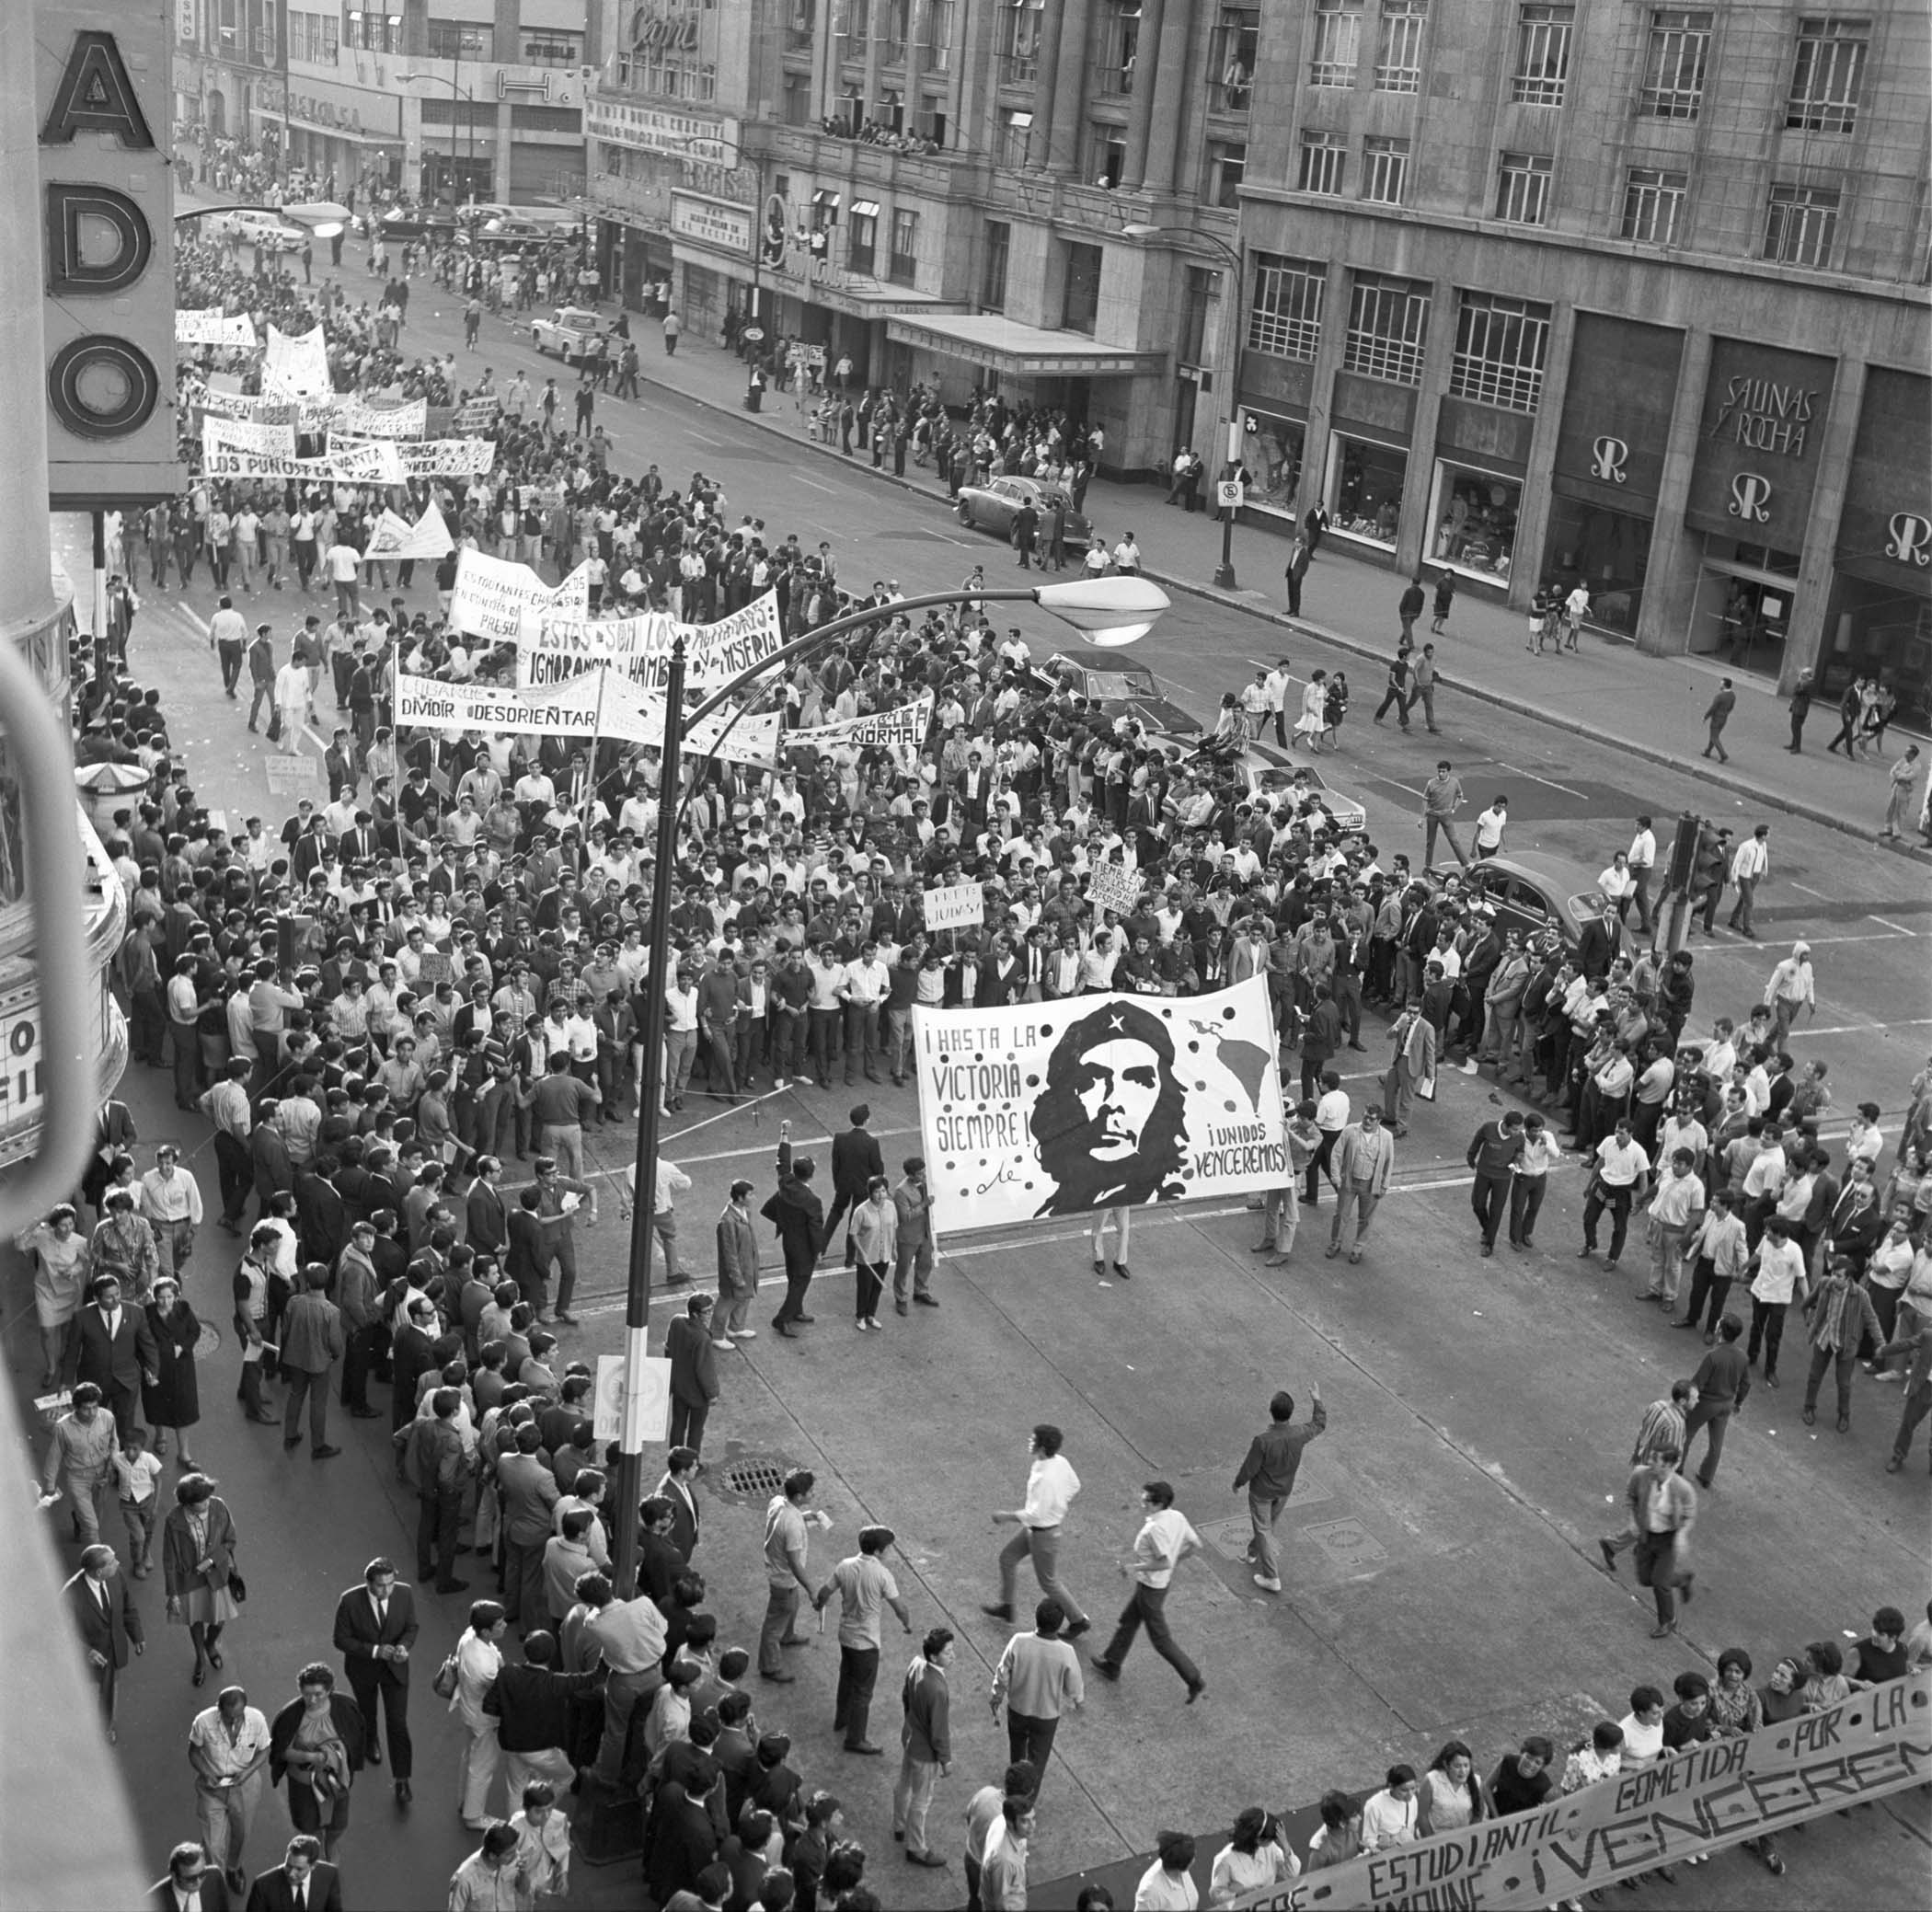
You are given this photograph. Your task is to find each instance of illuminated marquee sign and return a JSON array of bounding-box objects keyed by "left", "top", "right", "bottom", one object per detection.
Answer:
[{"left": 37, "top": 3, "right": 178, "bottom": 507}]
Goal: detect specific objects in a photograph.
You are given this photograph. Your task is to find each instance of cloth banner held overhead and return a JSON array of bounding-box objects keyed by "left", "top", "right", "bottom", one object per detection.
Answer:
[
  {"left": 202, "top": 417, "right": 295, "bottom": 460},
  {"left": 331, "top": 395, "right": 427, "bottom": 438},
  {"left": 261, "top": 323, "right": 331, "bottom": 397},
  {"left": 614, "top": 686, "right": 783, "bottom": 766},
  {"left": 176, "top": 307, "right": 258, "bottom": 349},
  {"left": 911, "top": 976, "right": 1286, "bottom": 1233},
  {"left": 362, "top": 502, "right": 454, "bottom": 562},
  {"left": 1226, "top": 1671, "right": 1932, "bottom": 1909},
  {"left": 519, "top": 592, "right": 785, "bottom": 695},
  {"left": 448, "top": 550, "right": 589, "bottom": 643},
  {"left": 784, "top": 694, "right": 934, "bottom": 757}
]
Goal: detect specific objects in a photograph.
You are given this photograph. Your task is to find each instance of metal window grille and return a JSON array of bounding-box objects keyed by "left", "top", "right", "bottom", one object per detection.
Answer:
[
  {"left": 1374, "top": 1, "right": 1427, "bottom": 92},
  {"left": 1764, "top": 183, "right": 1840, "bottom": 266},
  {"left": 1639, "top": 9, "right": 1710, "bottom": 119},
  {"left": 1344, "top": 271, "right": 1431, "bottom": 385},
  {"left": 1620, "top": 167, "right": 1687, "bottom": 244},
  {"left": 1511, "top": 5, "right": 1573, "bottom": 106},
  {"left": 1449, "top": 291, "right": 1550, "bottom": 412},
  {"left": 1297, "top": 131, "right": 1347, "bottom": 195},
  {"left": 1248, "top": 254, "right": 1326, "bottom": 360},
  {"left": 1787, "top": 16, "right": 1868, "bottom": 132},
  {"left": 1495, "top": 151, "right": 1553, "bottom": 225},
  {"left": 1309, "top": 0, "right": 1363, "bottom": 86},
  {"left": 1361, "top": 134, "right": 1409, "bottom": 203}
]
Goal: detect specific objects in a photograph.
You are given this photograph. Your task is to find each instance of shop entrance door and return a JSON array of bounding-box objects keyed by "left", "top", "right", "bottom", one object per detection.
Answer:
[{"left": 1690, "top": 557, "right": 1795, "bottom": 676}]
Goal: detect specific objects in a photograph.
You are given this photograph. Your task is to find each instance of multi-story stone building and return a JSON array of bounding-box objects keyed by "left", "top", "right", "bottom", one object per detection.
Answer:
[
  {"left": 1235, "top": 0, "right": 1930, "bottom": 715},
  {"left": 176, "top": 1, "right": 595, "bottom": 211},
  {"left": 586, "top": 0, "right": 1264, "bottom": 476}
]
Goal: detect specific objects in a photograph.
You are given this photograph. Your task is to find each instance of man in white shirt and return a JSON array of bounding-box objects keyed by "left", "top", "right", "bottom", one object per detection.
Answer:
[
  {"left": 1581, "top": 1118, "right": 1650, "bottom": 1268},
  {"left": 188, "top": 1685, "right": 273, "bottom": 1893},
  {"left": 1087, "top": 1480, "right": 1204, "bottom": 1701},
  {"left": 1627, "top": 816, "right": 1658, "bottom": 932},
  {"left": 1763, "top": 941, "right": 1815, "bottom": 1046},
  {"left": 1727, "top": 824, "right": 1770, "bottom": 939},
  {"left": 1640, "top": 1149, "right": 1706, "bottom": 1310},
  {"left": 1473, "top": 797, "right": 1509, "bottom": 859},
  {"left": 985, "top": 1424, "right": 1089, "bottom": 1635},
  {"left": 1598, "top": 851, "right": 1639, "bottom": 922}
]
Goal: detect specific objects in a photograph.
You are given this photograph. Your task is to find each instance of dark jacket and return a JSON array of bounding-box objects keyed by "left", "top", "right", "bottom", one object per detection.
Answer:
[
  {"left": 153, "top": 1872, "right": 233, "bottom": 1910},
  {"left": 664, "top": 1314, "right": 719, "bottom": 1409},
  {"left": 1232, "top": 1400, "right": 1328, "bottom": 1500},
  {"left": 244, "top": 1863, "right": 343, "bottom": 1912},
  {"left": 162, "top": 1495, "right": 239, "bottom": 1603},
  {"left": 268, "top": 1692, "right": 366, "bottom": 1789},
  {"left": 65, "top": 1566, "right": 144, "bottom": 1667},
  {"left": 761, "top": 1141, "right": 826, "bottom": 1267},
  {"left": 490, "top": 1658, "right": 603, "bottom": 1754},
  {"left": 74, "top": 1303, "right": 158, "bottom": 1395},
  {"left": 332, "top": 1580, "right": 420, "bottom": 1680},
  {"left": 830, "top": 1124, "right": 884, "bottom": 1198}
]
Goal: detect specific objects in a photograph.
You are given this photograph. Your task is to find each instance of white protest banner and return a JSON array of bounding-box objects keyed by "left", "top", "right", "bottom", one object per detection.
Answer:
[
  {"left": 362, "top": 501, "right": 454, "bottom": 562},
  {"left": 332, "top": 395, "right": 427, "bottom": 439},
  {"left": 1230, "top": 1671, "right": 1932, "bottom": 1909},
  {"left": 331, "top": 440, "right": 407, "bottom": 485},
  {"left": 396, "top": 437, "right": 497, "bottom": 478},
  {"left": 395, "top": 673, "right": 592, "bottom": 738},
  {"left": 604, "top": 681, "right": 784, "bottom": 766},
  {"left": 196, "top": 388, "right": 295, "bottom": 425},
  {"left": 202, "top": 417, "right": 295, "bottom": 460},
  {"left": 176, "top": 307, "right": 259, "bottom": 349},
  {"left": 921, "top": 882, "right": 983, "bottom": 933},
  {"left": 1087, "top": 857, "right": 1143, "bottom": 917},
  {"left": 449, "top": 549, "right": 576, "bottom": 644},
  {"left": 453, "top": 395, "right": 501, "bottom": 434},
  {"left": 912, "top": 976, "right": 1286, "bottom": 1234},
  {"left": 519, "top": 591, "right": 784, "bottom": 694},
  {"left": 784, "top": 693, "right": 934, "bottom": 757},
  {"left": 262, "top": 323, "right": 331, "bottom": 397}
]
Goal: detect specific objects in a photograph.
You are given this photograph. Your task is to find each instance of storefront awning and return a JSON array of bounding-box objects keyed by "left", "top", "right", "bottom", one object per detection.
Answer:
[
  {"left": 885, "top": 312, "right": 1165, "bottom": 378},
  {"left": 850, "top": 199, "right": 880, "bottom": 219}
]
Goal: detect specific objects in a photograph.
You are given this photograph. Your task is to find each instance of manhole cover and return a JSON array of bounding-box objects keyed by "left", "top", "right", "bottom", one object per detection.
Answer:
[
  {"left": 719, "top": 1458, "right": 787, "bottom": 1501},
  {"left": 1302, "top": 1518, "right": 1386, "bottom": 1571}
]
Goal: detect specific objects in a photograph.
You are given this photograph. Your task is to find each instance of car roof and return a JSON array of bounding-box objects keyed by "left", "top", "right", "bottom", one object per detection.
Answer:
[{"left": 1049, "top": 645, "right": 1156, "bottom": 673}]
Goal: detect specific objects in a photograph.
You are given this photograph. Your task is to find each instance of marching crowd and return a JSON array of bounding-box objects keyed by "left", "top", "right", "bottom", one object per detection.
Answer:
[{"left": 22, "top": 166, "right": 1932, "bottom": 1912}]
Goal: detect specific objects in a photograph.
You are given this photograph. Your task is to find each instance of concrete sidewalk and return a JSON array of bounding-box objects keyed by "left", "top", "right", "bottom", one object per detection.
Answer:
[{"left": 600, "top": 321, "right": 1928, "bottom": 857}]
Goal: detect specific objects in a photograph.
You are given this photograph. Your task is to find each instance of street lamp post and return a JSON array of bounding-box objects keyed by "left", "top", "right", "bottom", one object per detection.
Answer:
[
  {"left": 1121, "top": 222, "right": 1245, "bottom": 591},
  {"left": 605, "top": 575, "right": 1168, "bottom": 1596}
]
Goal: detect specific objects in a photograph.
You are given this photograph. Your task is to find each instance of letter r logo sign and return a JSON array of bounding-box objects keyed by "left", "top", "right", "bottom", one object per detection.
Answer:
[
  {"left": 1590, "top": 436, "right": 1628, "bottom": 484},
  {"left": 1885, "top": 512, "right": 1932, "bottom": 567},
  {"left": 1727, "top": 472, "right": 1773, "bottom": 525}
]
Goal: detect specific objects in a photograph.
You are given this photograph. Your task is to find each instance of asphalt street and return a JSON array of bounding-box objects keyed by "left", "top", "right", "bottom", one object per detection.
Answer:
[{"left": 29, "top": 267, "right": 1931, "bottom": 1909}]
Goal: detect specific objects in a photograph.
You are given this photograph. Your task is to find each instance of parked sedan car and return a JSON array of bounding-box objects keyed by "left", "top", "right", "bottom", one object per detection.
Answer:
[
  {"left": 367, "top": 205, "right": 460, "bottom": 241},
  {"left": 529, "top": 306, "right": 613, "bottom": 364},
  {"left": 1041, "top": 648, "right": 1202, "bottom": 736},
  {"left": 1423, "top": 853, "right": 1612, "bottom": 956},
  {"left": 217, "top": 209, "right": 306, "bottom": 251},
  {"left": 955, "top": 475, "right": 1093, "bottom": 550}
]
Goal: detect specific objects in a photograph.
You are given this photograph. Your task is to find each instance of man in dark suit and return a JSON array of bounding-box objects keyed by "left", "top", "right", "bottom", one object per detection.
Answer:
[
  {"left": 657, "top": 1446, "right": 702, "bottom": 1558},
  {"left": 822, "top": 1102, "right": 884, "bottom": 1244},
  {"left": 66, "top": 1543, "right": 143, "bottom": 1738},
  {"left": 642, "top": 1761, "right": 722, "bottom": 1906},
  {"left": 637, "top": 1495, "right": 689, "bottom": 1603},
  {"left": 331, "top": 1558, "right": 420, "bottom": 1804},
  {"left": 152, "top": 1840, "right": 233, "bottom": 1911},
  {"left": 244, "top": 1837, "right": 341, "bottom": 1912},
  {"left": 73, "top": 1275, "right": 158, "bottom": 1439},
  {"left": 663, "top": 1294, "right": 719, "bottom": 1456}
]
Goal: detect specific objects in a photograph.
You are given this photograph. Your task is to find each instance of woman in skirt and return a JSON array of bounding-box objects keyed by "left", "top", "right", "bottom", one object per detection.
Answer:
[
  {"left": 24, "top": 1204, "right": 90, "bottom": 1389},
  {"left": 163, "top": 1471, "right": 240, "bottom": 1686}
]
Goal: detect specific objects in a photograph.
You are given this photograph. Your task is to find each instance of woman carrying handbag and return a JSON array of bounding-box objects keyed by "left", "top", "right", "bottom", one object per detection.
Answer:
[
  {"left": 163, "top": 1471, "right": 240, "bottom": 1686},
  {"left": 143, "top": 1273, "right": 202, "bottom": 1469}
]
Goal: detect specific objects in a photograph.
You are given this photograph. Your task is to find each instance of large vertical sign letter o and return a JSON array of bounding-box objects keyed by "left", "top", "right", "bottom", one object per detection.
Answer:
[{"left": 47, "top": 335, "right": 158, "bottom": 438}]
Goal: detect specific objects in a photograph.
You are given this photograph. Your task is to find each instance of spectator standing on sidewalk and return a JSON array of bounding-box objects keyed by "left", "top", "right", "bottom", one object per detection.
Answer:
[
  {"left": 814, "top": 1522, "right": 913, "bottom": 1756},
  {"left": 1882, "top": 744, "right": 1923, "bottom": 839},
  {"left": 1397, "top": 573, "right": 1425, "bottom": 647},
  {"left": 1786, "top": 668, "right": 1815, "bottom": 752},
  {"left": 989, "top": 1603, "right": 1085, "bottom": 1782},
  {"left": 1231, "top": 1386, "right": 1326, "bottom": 1595},
  {"left": 1702, "top": 680, "right": 1737, "bottom": 762},
  {"left": 1430, "top": 569, "right": 1456, "bottom": 635},
  {"left": 1284, "top": 536, "right": 1311, "bottom": 618},
  {"left": 716, "top": 1178, "right": 761, "bottom": 1339},
  {"left": 1727, "top": 824, "right": 1771, "bottom": 939},
  {"left": 894, "top": 1626, "right": 954, "bottom": 1867},
  {"left": 662, "top": 308, "right": 683, "bottom": 355}
]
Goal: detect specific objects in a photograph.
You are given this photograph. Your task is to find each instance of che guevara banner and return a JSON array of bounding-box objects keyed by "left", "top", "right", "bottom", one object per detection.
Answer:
[
  {"left": 1227, "top": 1671, "right": 1932, "bottom": 1910},
  {"left": 911, "top": 976, "right": 1285, "bottom": 1233}
]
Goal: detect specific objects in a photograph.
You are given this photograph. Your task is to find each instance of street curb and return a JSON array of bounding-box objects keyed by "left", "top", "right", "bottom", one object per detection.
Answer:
[{"left": 623, "top": 353, "right": 1931, "bottom": 861}]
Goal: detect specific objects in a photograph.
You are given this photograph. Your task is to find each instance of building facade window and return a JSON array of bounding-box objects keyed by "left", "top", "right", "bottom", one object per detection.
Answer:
[
  {"left": 882, "top": 0, "right": 910, "bottom": 63},
  {"left": 782, "top": 73, "right": 813, "bottom": 124},
  {"left": 1297, "top": 130, "right": 1347, "bottom": 196},
  {"left": 1449, "top": 291, "right": 1550, "bottom": 413},
  {"left": 1374, "top": 0, "right": 1427, "bottom": 92},
  {"left": 345, "top": 10, "right": 400, "bottom": 52},
  {"left": 520, "top": 30, "right": 583, "bottom": 66},
  {"left": 1511, "top": 5, "right": 1573, "bottom": 107},
  {"left": 427, "top": 19, "right": 491, "bottom": 61},
  {"left": 1063, "top": 241, "right": 1103, "bottom": 335},
  {"left": 982, "top": 220, "right": 1010, "bottom": 311},
  {"left": 1328, "top": 437, "right": 1409, "bottom": 546},
  {"left": 1344, "top": 270, "right": 1431, "bottom": 386},
  {"left": 1621, "top": 166, "right": 1687, "bottom": 243},
  {"left": 847, "top": 206, "right": 879, "bottom": 274},
  {"left": 925, "top": 0, "right": 957, "bottom": 73},
  {"left": 995, "top": 0, "right": 1043, "bottom": 86},
  {"left": 1361, "top": 134, "right": 1409, "bottom": 204},
  {"left": 1212, "top": 6, "right": 1260, "bottom": 112},
  {"left": 1787, "top": 16, "right": 1869, "bottom": 132},
  {"left": 1088, "top": 122, "right": 1127, "bottom": 187},
  {"left": 1248, "top": 254, "right": 1326, "bottom": 361},
  {"left": 1206, "top": 140, "right": 1247, "bottom": 208},
  {"left": 997, "top": 107, "right": 1033, "bottom": 167},
  {"left": 786, "top": 0, "right": 817, "bottom": 55},
  {"left": 1638, "top": 9, "right": 1710, "bottom": 119},
  {"left": 1309, "top": 0, "right": 1363, "bottom": 86},
  {"left": 890, "top": 208, "right": 919, "bottom": 283},
  {"left": 1496, "top": 151, "right": 1553, "bottom": 225},
  {"left": 287, "top": 10, "right": 339, "bottom": 62},
  {"left": 1764, "top": 182, "right": 1840, "bottom": 266},
  {"left": 1099, "top": 0, "right": 1142, "bottom": 96}
]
